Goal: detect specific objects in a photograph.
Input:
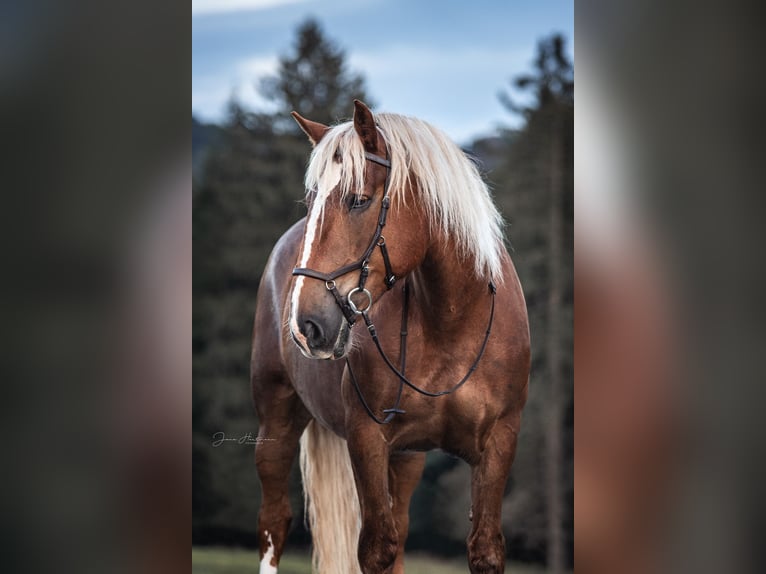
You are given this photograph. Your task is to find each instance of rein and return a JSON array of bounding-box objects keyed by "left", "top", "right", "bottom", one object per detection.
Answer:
[
  {"left": 292, "top": 144, "right": 497, "bottom": 424},
  {"left": 348, "top": 279, "right": 496, "bottom": 424}
]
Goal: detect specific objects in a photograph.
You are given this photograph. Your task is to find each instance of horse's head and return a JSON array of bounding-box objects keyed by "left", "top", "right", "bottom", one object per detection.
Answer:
[{"left": 288, "top": 100, "right": 428, "bottom": 360}]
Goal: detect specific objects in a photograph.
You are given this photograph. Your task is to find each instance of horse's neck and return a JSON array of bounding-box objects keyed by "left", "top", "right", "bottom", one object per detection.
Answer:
[{"left": 409, "top": 236, "right": 491, "bottom": 336}]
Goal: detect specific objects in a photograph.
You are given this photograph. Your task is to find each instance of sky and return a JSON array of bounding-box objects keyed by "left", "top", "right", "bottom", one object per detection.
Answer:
[{"left": 193, "top": 0, "right": 573, "bottom": 145}]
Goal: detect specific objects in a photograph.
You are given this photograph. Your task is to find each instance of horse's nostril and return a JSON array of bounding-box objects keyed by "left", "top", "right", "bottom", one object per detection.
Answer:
[{"left": 301, "top": 317, "right": 325, "bottom": 349}]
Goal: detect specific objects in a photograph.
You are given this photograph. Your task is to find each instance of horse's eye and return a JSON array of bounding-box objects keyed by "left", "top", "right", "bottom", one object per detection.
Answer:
[{"left": 349, "top": 195, "right": 371, "bottom": 210}]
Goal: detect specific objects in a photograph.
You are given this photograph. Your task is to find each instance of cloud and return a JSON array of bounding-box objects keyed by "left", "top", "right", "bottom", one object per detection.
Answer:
[
  {"left": 193, "top": 44, "right": 535, "bottom": 142},
  {"left": 237, "top": 55, "right": 280, "bottom": 79},
  {"left": 349, "top": 45, "right": 529, "bottom": 81},
  {"left": 348, "top": 45, "right": 532, "bottom": 142},
  {"left": 232, "top": 56, "right": 281, "bottom": 111},
  {"left": 192, "top": 55, "right": 281, "bottom": 121},
  {"left": 192, "top": 0, "right": 309, "bottom": 16}
]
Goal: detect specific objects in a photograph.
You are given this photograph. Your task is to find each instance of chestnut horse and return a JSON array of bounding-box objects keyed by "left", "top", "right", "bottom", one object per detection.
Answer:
[{"left": 251, "top": 100, "right": 529, "bottom": 574}]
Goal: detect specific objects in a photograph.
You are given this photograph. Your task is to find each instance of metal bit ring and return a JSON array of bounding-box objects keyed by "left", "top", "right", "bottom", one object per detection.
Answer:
[{"left": 347, "top": 287, "right": 372, "bottom": 315}]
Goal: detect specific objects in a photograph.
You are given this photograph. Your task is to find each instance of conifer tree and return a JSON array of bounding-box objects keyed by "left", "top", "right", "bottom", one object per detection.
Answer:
[
  {"left": 496, "top": 33, "right": 574, "bottom": 572},
  {"left": 260, "top": 18, "right": 373, "bottom": 130}
]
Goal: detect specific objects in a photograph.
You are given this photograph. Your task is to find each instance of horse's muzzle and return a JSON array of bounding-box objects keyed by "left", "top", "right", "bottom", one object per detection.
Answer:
[{"left": 292, "top": 310, "right": 350, "bottom": 360}]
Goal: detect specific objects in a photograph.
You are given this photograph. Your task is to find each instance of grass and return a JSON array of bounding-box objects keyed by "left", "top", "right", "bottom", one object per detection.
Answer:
[
  {"left": 193, "top": 546, "right": 311, "bottom": 574},
  {"left": 192, "top": 546, "right": 550, "bottom": 573}
]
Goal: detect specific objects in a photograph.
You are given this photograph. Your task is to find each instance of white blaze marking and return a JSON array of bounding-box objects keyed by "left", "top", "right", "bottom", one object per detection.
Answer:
[
  {"left": 260, "top": 530, "right": 278, "bottom": 574},
  {"left": 289, "top": 161, "right": 342, "bottom": 349}
]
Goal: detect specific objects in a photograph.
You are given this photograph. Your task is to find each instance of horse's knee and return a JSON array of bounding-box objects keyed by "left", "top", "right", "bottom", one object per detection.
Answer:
[
  {"left": 467, "top": 529, "right": 505, "bottom": 574},
  {"left": 257, "top": 507, "right": 291, "bottom": 531},
  {"left": 358, "top": 524, "right": 398, "bottom": 573}
]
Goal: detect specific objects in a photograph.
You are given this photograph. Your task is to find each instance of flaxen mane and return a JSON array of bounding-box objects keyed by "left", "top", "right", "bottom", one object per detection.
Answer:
[{"left": 304, "top": 113, "right": 505, "bottom": 282}]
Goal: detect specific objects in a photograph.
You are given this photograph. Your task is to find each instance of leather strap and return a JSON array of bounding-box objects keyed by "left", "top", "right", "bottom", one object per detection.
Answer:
[
  {"left": 364, "top": 152, "right": 390, "bottom": 168},
  {"left": 292, "top": 145, "right": 396, "bottom": 326},
  {"left": 347, "top": 281, "right": 496, "bottom": 424}
]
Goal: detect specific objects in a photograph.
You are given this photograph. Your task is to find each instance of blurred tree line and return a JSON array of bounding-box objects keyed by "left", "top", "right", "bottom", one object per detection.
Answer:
[{"left": 193, "top": 19, "right": 573, "bottom": 570}]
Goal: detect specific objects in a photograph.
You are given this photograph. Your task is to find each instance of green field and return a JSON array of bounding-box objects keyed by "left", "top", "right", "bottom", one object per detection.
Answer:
[{"left": 192, "top": 546, "right": 549, "bottom": 574}]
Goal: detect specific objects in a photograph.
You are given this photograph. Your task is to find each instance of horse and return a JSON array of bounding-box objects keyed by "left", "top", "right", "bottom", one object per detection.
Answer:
[{"left": 251, "top": 100, "right": 530, "bottom": 574}]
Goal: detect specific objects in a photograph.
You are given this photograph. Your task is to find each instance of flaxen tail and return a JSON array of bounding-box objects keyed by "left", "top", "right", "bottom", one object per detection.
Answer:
[{"left": 299, "top": 420, "right": 362, "bottom": 574}]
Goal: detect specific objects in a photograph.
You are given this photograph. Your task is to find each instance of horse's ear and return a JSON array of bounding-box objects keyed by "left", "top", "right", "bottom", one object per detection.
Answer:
[
  {"left": 291, "top": 112, "right": 329, "bottom": 146},
  {"left": 353, "top": 99, "right": 378, "bottom": 152}
]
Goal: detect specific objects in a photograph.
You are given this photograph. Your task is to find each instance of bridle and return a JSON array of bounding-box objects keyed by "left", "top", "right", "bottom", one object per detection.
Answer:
[
  {"left": 292, "top": 137, "right": 497, "bottom": 425},
  {"left": 292, "top": 149, "right": 396, "bottom": 327}
]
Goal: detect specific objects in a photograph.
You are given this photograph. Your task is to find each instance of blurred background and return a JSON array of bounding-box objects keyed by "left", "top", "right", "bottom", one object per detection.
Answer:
[
  {"left": 3, "top": 1, "right": 764, "bottom": 573},
  {"left": 191, "top": 1, "right": 766, "bottom": 571},
  {"left": 193, "top": 1, "right": 573, "bottom": 572}
]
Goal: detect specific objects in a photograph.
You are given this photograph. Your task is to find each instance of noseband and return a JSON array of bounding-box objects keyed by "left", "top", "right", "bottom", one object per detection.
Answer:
[{"left": 292, "top": 150, "right": 396, "bottom": 326}]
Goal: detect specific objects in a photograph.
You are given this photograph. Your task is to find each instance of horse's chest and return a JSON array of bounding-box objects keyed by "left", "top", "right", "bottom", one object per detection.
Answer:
[{"left": 384, "top": 370, "right": 503, "bottom": 458}]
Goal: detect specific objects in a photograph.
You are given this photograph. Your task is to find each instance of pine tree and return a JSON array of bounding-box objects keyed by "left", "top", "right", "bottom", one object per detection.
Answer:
[
  {"left": 496, "top": 33, "right": 574, "bottom": 572},
  {"left": 499, "top": 34, "right": 573, "bottom": 116},
  {"left": 260, "top": 18, "right": 373, "bottom": 130}
]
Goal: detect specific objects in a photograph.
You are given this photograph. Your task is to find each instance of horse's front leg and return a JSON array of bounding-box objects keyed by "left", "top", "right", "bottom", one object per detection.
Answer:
[
  {"left": 348, "top": 427, "right": 398, "bottom": 574},
  {"left": 253, "top": 376, "right": 311, "bottom": 573},
  {"left": 467, "top": 415, "right": 521, "bottom": 574},
  {"left": 389, "top": 452, "right": 426, "bottom": 574}
]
